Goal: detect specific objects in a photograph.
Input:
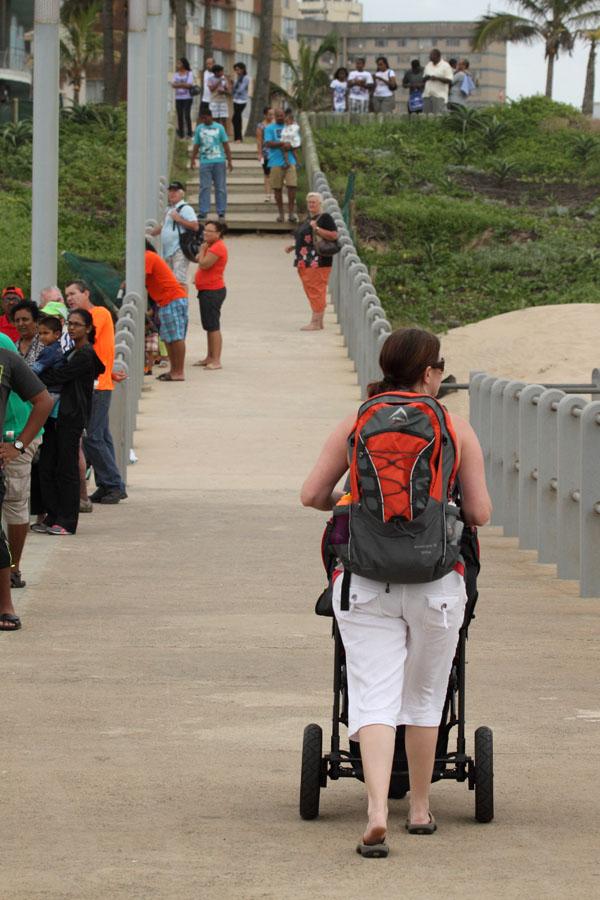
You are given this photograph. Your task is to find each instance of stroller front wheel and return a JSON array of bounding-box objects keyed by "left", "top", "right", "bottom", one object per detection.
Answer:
[
  {"left": 299, "top": 724, "right": 323, "bottom": 820},
  {"left": 474, "top": 726, "right": 494, "bottom": 823}
]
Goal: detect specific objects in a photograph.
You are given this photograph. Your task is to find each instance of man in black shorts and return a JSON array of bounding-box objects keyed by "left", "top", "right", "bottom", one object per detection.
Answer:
[{"left": 0, "top": 350, "right": 53, "bottom": 631}]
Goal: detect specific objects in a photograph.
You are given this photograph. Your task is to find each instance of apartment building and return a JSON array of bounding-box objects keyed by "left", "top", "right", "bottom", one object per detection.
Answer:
[
  {"left": 298, "top": 0, "right": 363, "bottom": 23},
  {"left": 172, "top": 0, "right": 301, "bottom": 103},
  {"left": 0, "top": 0, "right": 33, "bottom": 113},
  {"left": 298, "top": 19, "right": 506, "bottom": 106},
  {"left": 83, "top": 1, "right": 302, "bottom": 111}
]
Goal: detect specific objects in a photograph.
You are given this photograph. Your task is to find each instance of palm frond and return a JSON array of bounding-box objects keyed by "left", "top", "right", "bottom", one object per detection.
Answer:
[{"left": 471, "top": 14, "right": 542, "bottom": 50}]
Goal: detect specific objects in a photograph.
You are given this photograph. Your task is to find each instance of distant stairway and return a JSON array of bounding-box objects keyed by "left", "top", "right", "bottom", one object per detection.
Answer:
[{"left": 186, "top": 142, "right": 296, "bottom": 232}]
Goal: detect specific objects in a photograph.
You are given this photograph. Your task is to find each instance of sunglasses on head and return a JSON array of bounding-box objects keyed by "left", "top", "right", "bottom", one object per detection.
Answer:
[{"left": 430, "top": 358, "right": 445, "bottom": 373}]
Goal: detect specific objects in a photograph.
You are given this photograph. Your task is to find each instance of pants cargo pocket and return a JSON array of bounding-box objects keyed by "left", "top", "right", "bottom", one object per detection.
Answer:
[{"left": 423, "top": 593, "right": 465, "bottom": 631}]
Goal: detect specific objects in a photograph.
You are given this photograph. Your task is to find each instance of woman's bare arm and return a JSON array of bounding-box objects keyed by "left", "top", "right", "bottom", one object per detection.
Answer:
[
  {"left": 195, "top": 248, "right": 219, "bottom": 270},
  {"left": 301, "top": 412, "right": 356, "bottom": 511},
  {"left": 450, "top": 413, "right": 492, "bottom": 526}
]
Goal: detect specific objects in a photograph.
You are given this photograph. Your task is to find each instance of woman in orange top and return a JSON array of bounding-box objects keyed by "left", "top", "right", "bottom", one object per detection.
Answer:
[{"left": 193, "top": 220, "right": 228, "bottom": 370}]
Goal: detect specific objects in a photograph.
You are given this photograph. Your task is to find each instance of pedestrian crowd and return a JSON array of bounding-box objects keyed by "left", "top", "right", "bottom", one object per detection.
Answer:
[
  {"left": 0, "top": 281, "right": 129, "bottom": 631},
  {"left": 329, "top": 50, "right": 475, "bottom": 115}
]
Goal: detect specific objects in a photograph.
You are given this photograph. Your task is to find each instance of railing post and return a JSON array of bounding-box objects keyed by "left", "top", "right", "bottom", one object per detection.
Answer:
[
  {"left": 477, "top": 375, "right": 498, "bottom": 491},
  {"left": 489, "top": 377, "right": 509, "bottom": 525},
  {"left": 556, "top": 395, "right": 586, "bottom": 580},
  {"left": 579, "top": 402, "right": 600, "bottom": 597},
  {"left": 502, "top": 381, "right": 526, "bottom": 537},
  {"left": 517, "top": 383, "right": 545, "bottom": 550},
  {"left": 536, "top": 389, "right": 565, "bottom": 565},
  {"left": 468, "top": 371, "right": 487, "bottom": 439}
]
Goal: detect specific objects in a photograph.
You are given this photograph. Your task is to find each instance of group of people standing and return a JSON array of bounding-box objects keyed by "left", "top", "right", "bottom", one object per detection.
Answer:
[
  {"left": 0, "top": 281, "right": 128, "bottom": 630},
  {"left": 329, "top": 50, "right": 474, "bottom": 115},
  {"left": 172, "top": 56, "right": 249, "bottom": 143},
  {"left": 148, "top": 180, "right": 229, "bottom": 377}
]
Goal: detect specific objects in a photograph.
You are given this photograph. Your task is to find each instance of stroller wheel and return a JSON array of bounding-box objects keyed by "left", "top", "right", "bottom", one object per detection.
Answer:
[
  {"left": 474, "top": 726, "right": 494, "bottom": 823},
  {"left": 299, "top": 724, "right": 323, "bottom": 820}
]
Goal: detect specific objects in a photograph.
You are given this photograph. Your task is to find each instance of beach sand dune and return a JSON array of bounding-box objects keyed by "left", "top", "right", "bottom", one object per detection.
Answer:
[{"left": 440, "top": 303, "right": 600, "bottom": 416}]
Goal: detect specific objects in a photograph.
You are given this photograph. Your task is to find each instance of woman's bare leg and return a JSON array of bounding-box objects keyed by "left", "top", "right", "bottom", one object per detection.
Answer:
[
  {"left": 405, "top": 725, "right": 438, "bottom": 824},
  {"left": 79, "top": 442, "right": 88, "bottom": 501},
  {"left": 203, "top": 330, "right": 222, "bottom": 367},
  {"left": 358, "top": 724, "right": 395, "bottom": 843},
  {"left": 300, "top": 311, "right": 324, "bottom": 331}
]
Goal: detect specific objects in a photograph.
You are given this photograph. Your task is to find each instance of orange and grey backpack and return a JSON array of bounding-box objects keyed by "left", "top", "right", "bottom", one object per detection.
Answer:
[{"left": 329, "top": 391, "right": 463, "bottom": 604}]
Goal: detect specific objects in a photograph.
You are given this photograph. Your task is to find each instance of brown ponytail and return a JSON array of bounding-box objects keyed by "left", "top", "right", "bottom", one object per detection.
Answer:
[{"left": 367, "top": 327, "right": 441, "bottom": 398}]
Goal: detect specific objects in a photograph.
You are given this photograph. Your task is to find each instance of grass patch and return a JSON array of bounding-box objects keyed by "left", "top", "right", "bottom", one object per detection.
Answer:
[
  {"left": 0, "top": 104, "right": 128, "bottom": 294},
  {"left": 314, "top": 96, "right": 600, "bottom": 330}
]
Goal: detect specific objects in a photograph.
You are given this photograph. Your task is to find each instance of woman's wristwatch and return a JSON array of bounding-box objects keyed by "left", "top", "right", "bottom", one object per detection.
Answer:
[{"left": 14, "top": 439, "right": 25, "bottom": 454}]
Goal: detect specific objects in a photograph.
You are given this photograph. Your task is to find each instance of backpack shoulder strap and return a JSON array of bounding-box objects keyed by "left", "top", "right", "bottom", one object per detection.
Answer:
[{"left": 340, "top": 568, "right": 352, "bottom": 612}]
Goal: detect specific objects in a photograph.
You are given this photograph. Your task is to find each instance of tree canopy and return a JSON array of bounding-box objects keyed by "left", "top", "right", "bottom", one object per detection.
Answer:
[{"left": 472, "top": 0, "right": 600, "bottom": 97}]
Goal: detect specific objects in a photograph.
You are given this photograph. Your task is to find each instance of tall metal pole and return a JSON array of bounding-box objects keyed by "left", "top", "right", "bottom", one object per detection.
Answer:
[
  {"left": 125, "top": 0, "right": 148, "bottom": 398},
  {"left": 159, "top": 0, "right": 170, "bottom": 200},
  {"left": 31, "top": 0, "right": 60, "bottom": 302},
  {"left": 146, "top": 0, "right": 162, "bottom": 228}
]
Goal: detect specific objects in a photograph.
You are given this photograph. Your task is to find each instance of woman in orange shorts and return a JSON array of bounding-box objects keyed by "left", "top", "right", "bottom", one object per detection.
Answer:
[{"left": 285, "top": 192, "right": 338, "bottom": 331}]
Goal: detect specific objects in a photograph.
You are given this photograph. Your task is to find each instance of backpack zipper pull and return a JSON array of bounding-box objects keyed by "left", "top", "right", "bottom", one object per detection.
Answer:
[
  {"left": 385, "top": 583, "right": 390, "bottom": 593},
  {"left": 442, "top": 602, "right": 448, "bottom": 628}
]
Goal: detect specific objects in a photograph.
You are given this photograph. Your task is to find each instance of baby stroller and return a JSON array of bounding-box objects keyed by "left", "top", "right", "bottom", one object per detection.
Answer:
[{"left": 299, "top": 523, "right": 494, "bottom": 823}]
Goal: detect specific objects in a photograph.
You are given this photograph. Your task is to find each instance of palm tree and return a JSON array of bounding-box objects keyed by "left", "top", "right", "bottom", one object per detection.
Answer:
[
  {"left": 472, "top": 1, "right": 600, "bottom": 98},
  {"left": 247, "top": 0, "right": 274, "bottom": 134},
  {"left": 581, "top": 26, "right": 600, "bottom": 112},
  {"left": 271, "top": 34, "right": 338, "bottom": 111},
  {"left": 60, "top": 1, "right": 103, "bottom": 104},
  {"left": 202, "top": 0, "right": 214, "bottom": 67}
]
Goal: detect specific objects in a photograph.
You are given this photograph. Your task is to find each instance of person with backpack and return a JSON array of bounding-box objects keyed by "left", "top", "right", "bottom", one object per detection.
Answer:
[
  {"left": 148, "top": 181, "right": 199, "bottom": 296},
  {"left": 301, "top": 327, "right": 491, "bottom": 857}
]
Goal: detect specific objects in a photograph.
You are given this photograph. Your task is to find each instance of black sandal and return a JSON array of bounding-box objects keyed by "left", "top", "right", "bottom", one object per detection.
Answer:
[
  {"left": 10, "top": 569, "right": 26, "bottom": 588},
  {"left": 0, "top": 613, "right": 21, "bottom": 631}
]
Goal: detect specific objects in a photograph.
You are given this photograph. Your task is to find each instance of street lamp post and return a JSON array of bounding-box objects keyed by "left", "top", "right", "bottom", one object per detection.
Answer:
[{"left": 31, "top": 0, "right": 60, "bottom": 302}]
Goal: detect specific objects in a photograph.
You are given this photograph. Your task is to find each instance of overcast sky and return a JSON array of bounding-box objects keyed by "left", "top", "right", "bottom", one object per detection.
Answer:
[{"left": 362, "top": 0, "right": 596, "bottom": 109}]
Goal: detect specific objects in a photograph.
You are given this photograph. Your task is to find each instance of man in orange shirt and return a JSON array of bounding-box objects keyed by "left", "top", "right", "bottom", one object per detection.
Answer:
[
  {"left": 64, "top": 280, "right": 127, "bottom": 504},
  {"left": 145, "top": 243, "right": 189, "bottom": 381}
]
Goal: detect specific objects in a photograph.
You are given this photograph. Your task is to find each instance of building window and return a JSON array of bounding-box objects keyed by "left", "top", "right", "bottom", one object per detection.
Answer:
[
  {"left": 212, "top": 8, "right": 229, "bottom": 32},
  {"left": 446, "top": 39, "right": 461, "bottom": 47},
  {"left": 281, "top": 63, "right": 295, "bottom": 85},
  {"left": 374, "top": 40, "right": 388, "bottom": 48},
  {"left": 236, "top": 11, "right": 261, "bottom": 34},
  {"left": 85, "top": 80, "right": 103, "bottom": 103},
  {"left": 282, "top": 18, "right": 297, "bottom": 41},
  {"left": 418, "top": 38, "right": 438, "bottom": 49},
  {"left": 397, "top": 39, "right": 408, "bottom": 47},
  {"left": 348, "top": 40, "right": 365, "bottom": 49}
]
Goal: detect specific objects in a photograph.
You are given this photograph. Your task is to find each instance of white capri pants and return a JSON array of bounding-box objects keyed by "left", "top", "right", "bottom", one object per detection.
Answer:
[{"left": 333, "top": 568, "right": 467, "bottom": 740}]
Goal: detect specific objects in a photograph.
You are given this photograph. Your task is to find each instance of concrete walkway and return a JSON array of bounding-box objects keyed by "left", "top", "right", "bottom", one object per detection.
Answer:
[{"left": 2, "top": 235, "right": 598, "bottom": 899}]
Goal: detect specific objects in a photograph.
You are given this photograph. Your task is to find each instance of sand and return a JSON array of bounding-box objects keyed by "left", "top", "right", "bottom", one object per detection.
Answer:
[{"left": 438, "top": 303, "right": 600, "bottom": 416}]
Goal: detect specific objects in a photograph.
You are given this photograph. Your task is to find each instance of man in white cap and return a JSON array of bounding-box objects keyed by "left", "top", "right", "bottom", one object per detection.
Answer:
[{"left": 148, "top": 181, "right": 198, "bottom": 295}]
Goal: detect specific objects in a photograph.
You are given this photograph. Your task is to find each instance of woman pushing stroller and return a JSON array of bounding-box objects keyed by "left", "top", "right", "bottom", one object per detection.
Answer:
[{"left": 301, "top": 327, "right": 491, "bottom": 857}]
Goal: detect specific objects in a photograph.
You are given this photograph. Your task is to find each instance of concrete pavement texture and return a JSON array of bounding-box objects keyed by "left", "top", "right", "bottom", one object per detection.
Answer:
[{"left": 2, "top": 235, "right": 598, "bottom": 899}]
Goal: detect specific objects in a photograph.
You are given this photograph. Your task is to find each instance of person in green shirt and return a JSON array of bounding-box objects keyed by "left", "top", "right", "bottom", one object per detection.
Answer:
[{"left": 0, "top": 332, "right": 53, "bottom": 629}]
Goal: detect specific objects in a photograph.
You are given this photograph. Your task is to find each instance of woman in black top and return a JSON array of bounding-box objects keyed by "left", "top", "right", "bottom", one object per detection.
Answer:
[
  {"left": 285, "top": 192, "right": 338, "bottom": 331},
  {"left": 38, "top": 308, "right": 105, "bottom": 535}
]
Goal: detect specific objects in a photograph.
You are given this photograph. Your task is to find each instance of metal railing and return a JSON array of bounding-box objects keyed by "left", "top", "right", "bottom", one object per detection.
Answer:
[
  {"left": 302, "top": 112, "right": 600, "bottom": 597},
  {"left": 300, "top": 111, "right": 391, "bottom": 397},
  {"left": 470, "top": 371, "right": 600, "bottom": 597}
]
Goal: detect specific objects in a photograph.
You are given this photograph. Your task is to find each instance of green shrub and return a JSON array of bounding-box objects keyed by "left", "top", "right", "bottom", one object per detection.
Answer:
[{"left": 314, "top": 97, "right": 600, "bottom": 330}]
